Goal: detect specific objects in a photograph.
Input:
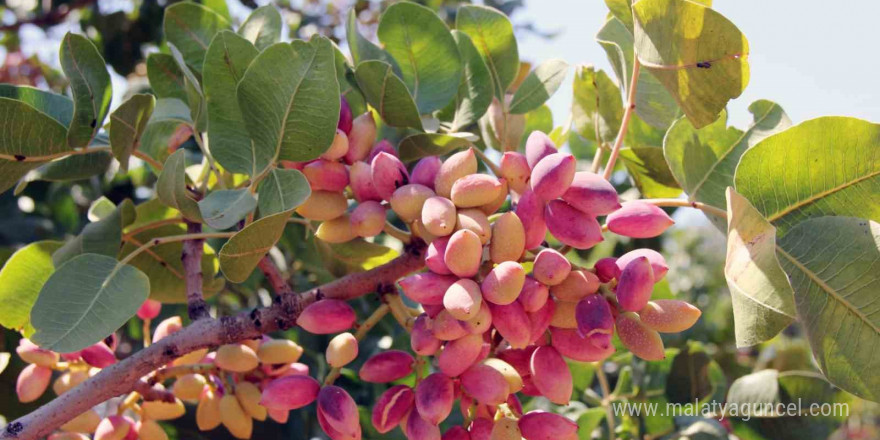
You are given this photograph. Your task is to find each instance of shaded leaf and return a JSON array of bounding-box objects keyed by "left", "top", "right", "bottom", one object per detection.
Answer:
[
  {"left": 163, "top": 2, "right": 230, "bottom": 73},
  {"left": 446, "top": 31, "right": 493, "bottom": 132},
  {"left": 53, "top": 199, "right": 135, "bottom": 267},
  {"left": 508, "top": 59, "right": 569, "bottom": 115},
  {"left": 60, "top": 32, "right": 112, "bottom": 149},
  {"left": 156, "top": 149, "right": 202, "bottom": 222},
  {"left": 239, "top": 5, "right": 282, "bottom": 50},
  {"left": 33, "top": 150, "right": 113, "bottom": 182},
  {"left": 619, "top": 145, "right": 682, "bottom": 198},
  {"left": 219, "top": 210, "right": 293, "bottom": 283},
  {"left": 198, "top": 189, "right": 258, "bottom": 230},
  {"left": 138, "top": 98, "right": 193, "bottom": 167},
  {"left": 456, "top": 5, "right": 520, "bottom": 99},
  {"left": 0, "top": 241, "right": 63, "bottom": 335},
  {"left": 168, "top": 43, "right": 206, "bottom": 132},
  {"left": 346, "top": 10, "right": 400, "bottom": 73},
  {"left": 0, "top": 84, "right": 73, "bottom": 127},
  {"left": 398, "top": 132, "right": 475, "bottom": 163},
  {"left": 354, "top": 60, "right": 423, "bottom": 130},
  {"left": 0, "top": 98, "right": 70, "bottom": 193},
  {"left": 257, "top": 168, "right": 311, "bottom": 217},
  {"left": 146, "top": 53, "right": 187, "bottom": 101},
  {"left": 109, "top": 94, "right": 156, "bottom": 170}
]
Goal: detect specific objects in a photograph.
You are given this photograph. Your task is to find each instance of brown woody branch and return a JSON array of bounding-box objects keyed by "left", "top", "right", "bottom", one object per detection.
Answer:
[
  {"left": 182, "top": 221, "right": 209, "bottom": 321},
  {"left": 0, "top": 241, "right": 426, "bottom": 440}
]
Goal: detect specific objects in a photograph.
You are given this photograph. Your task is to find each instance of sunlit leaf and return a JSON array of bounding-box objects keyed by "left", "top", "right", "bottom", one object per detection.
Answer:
[
  {"left": 571, "top": 65, "right": 622, "bottom": 148},
  {"left": 446, "top": 31, "right": 493, "bottom": 132},
  {"left": 456, "top": 5, "right": 520, "bottom": 99},
  {"left": 239, "top": 5, "right": 282, "bottom": 50},
  {"left": 258, "top": 168, "right": 312, "bottom": 217},
  {"left": 0, "top": 241, "right": 63, "bottom": 335},
  {"left": 508, "top": 59, "right": 568, "bottom": 115},
  {"left": 219, "top": 210, "right": 293, "bottom": 283}
]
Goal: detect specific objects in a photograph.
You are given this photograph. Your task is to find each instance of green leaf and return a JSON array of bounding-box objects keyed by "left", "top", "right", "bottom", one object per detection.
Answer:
[
  {"left": 168, "top": 43, "right": 207, "bottom": 132},
  {"left": 203, "top": 31, "right": 262, "bottom": 176},
  {"left": 776, "top": 217, "right": 880, "bottom": 402},
  {"left": 323, "top": 239, "right": 399, "bottom": 273},
  {"left": 60, "top": 32, "right": 113, "bottom": 149},
  {"left": 109, "top": 94, "right": 156, "bottom": 170},
  {"left": 202, "top": 0, "right": 230, "bottom": 21},
  {"left": 237, "top": 37, "right": 340, "bottom": 163},
  {"left": 219, "top": 210, "right": 293, "bottom": 283},
  {"left": 0, "top": 241, "right": 63, "bottom": 335},
  {"left": 596, "top": 16, "right": 680, "bottom": 129},
  {"left": 516, "top": 105, "right": 553, "bottom": 151},
  {"left": 735, "top": 117, "right": 880, "bottom": 235},
  {"left": 665, "top": 102, "right": 790, "bottom": 229},
  {"left": 30, "top": 253, "right": 149, "bottom": 352},
  {"left": 89, "top": 196, "right": 117, "bottom": 221},
  {"left": 163, "top": 2, "right": 230, "bottom": 73},
  {"left": 456, "top": 5, "right": 520, "bottom": 99},
  {"left": 198, "top": 189, "right": 258, "bottom": 230},
  {"left": 354, "top": 60, "right": 423, "bottom": 130},
  {"left": 604, "top": 0, "right": 635, "bottom": 32},
  {"left": 571, "top": 65, "right": 622, "bottom": 148},
  {"left": 0, "top": 84, "right": 73, "bottom": 127},
  {"left": 377, "top": 2, "right": 462, "bottom": 114},
  {"left": 33, "top": 150, "right": 113, "bottom": 182},
  {"left": 239, "top": 5, "right": 282, "bottom": 51},
  {"left": 146, "top": 53, "right": 188, "bottom": 101},
  {"left": 398, "top": 132, "right": 475, "bottom": 163},
  {"left": 724, "top": 189, "right": 796, "bottom": 347},
  {"left": 447, "top": 31, "right": 493, "bottom": 132},
  {"left": 156, "top": 149, "right": 202, "bottom": 222},
  {"left": 633, "top": 0, "right": 749, "bottom": 128},
  {"left": 665, "top": 342, "right": 725, "bottom": 404},
  {"left": 0, "top": 98, "right": 70, "bottom": 193},
  {"left": 53, "top": 199, "right": 136, "bottom": 267},
  {"left": 257, "top": 168, "right": 311, "bottom": 217},
  {"left": 346, "top": 10, "right": 400, "bottom": 73},
  {"left": 332, "top": 42, "right": 367, "bottom": 117},
  {"left": 619, "top": 145, "right": 682, "bottom": 198},
  {"left": 576, "top": 407, "right": 606, "bottom": 439},
  {"left": 137, "top": 98, "right": 193, "bottom": 167},
  {"left": 508, "top": 59, "right": 568, "bottom": 115}
]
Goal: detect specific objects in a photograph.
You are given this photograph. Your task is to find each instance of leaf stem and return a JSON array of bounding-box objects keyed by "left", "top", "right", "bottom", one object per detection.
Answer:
[
  {"left": 639, "top": 198, "right": 728, "bottom": 219},
  {"left": 132, "top": 151, "right": 164, "bottom": 171},
  {"left": 472, "top": 146, "right": 503, "bottom": 176},
  {"left": 118, "top": 232, "right": 236, "bottom": 267},
  {"left": 385, "top": 294, "right": 414, "bottom": 332},
  {"left": 384, "top": 221, "right": 412, "bottom": 244},
  {"left": 324, "top": 304, "right": 390, "bottom": 385},
  {"left": 602, "top": 59, "right": 641, "bottom": 180},
  {"left": 0, "top": 145, "right": 111, "bottom": 163},
  {"left": 595, "top": 363, "right": 617, "bottom": 440}
]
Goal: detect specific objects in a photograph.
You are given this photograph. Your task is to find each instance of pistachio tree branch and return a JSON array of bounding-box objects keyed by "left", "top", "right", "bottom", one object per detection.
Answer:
[
  {"left": 0, "top": 241, "right": 427, "bottom": 440},
  {"left": 183, "top": 221, "right": 209, "bottom": 320},
  {"left": 602, "top": 59, "right": 641, "bottom": 180}
]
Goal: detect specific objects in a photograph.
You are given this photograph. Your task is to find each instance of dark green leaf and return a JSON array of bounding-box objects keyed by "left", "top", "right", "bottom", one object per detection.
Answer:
[
  {"left": 257, "top": 168, "right": 311, "bottom": 217},
  {"left": 0, "top": 85, "right": 73, "bottom": 127},
  {"left": 447, "top": 31, "right": 493, "bottom": 132},
  {"left": 156, "top": 149, "right": 202, "bottom": 222},
  {"left": 146, "top": 53, "right": 188, "bottom": 101},
  {"left": 354, "top": 60, "right": 424, "bottom": 130},
  {"left": 60, "top": 32, "right": 112, "bottom": 149},
  {"left": 109, "top": 94, "right": 156, "bottom": 170},
  {"left": 198, "top": 189, "right": 258, "bottom": 230},
  {"left": 0, "top": 98, "right": 70, "bottom": 193},
  {"left": 53, "top": 199, "right": 136, "bottom": 267},
  {"left": 220, "top": 210, "right": 293, "bottom": 283},
  {"left": 33, "top": 150, "right": 113, "bottom": 182}
]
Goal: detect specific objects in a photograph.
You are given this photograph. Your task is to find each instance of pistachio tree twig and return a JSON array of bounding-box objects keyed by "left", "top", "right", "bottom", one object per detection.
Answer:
[
  {"left": 183, "top": 221, "right": 209, "bottom": 320},
  {"left": 324, "top": 304, "right": 391, "bottom": 385},
  {"left": 602, "top": 59, "right": 641, "bottom": 180}
]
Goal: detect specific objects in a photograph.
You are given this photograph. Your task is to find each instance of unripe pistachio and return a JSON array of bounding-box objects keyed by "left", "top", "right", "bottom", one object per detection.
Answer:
[
  {"left": 425, "top": 236, "right": 452, "bottom": 274},
  {"left": 550, "top": 270, "right": 600, "bottom": 302},
  {"left": 317, "top": 386, "right": 361, "bottom": 440},
  {"left": 196, "top": 388, "right": 222, "bottom": 431},
  {"left": 444, "top": 229, "right": 483, "bottom": 278},
  {"left": 412, "top": 314, "right": 442, "bottom": 355},
  {"left": 481, "top": 261, "right": 526, "bottom": 305},
  {"left": 561, "top": 171, "right": 621, "bottom": 216},
  {"left": 360, "top": 350, "right": 415, "bottom": 383},
  {"left": 456, "top": 208, "right": 492, "bottom": 244},
  {"left": 528, "top": 298, "right": 556, "bottom": 344},
  {"left": 296, "top": 299, "right": 356, "bottom": 334},
  {"left": 518, "top": 276, "right": 550, "bottom": 312},
  {"left": 303, "top": 159, "right": 349, "bottom": 192},
  {"left": 371, "top": 152, "right": 409, "bottom": 201},
  {"left": 490, "top": 302, "right": 531, "bottom": 349},
  {"left": 152, "top": 316, "right": 182, "bottom": 343},
  {"left": 489, "top": 212, "right": 525, "bottom": 263},
  {"left": 575, "top": 295, "right": 615, "bottom": 349},
  {"left": 296, "top": 190, "right": 348, "bottom": 221},
  {"left": 61, "top": 409, "right": 101, "bottom": 433},
  {"left": 595, "top": 257, "right": 620, "bottom": 282},
  {"left": 220, "top": 394, "right": 253, "bottom": 439},
  {"left": 316, "top": 214, "right": 358, "bottom": 243},
  {"left": 442, "top": 426, "right": 470, "bottom": 440},
  {"left": 616, "top": 312, "right": 666, "bottom": 361},
  {"left": 530, "top": 153, "right": 576, "bottom": 201},
  {"left": 416, "top": 373, "right": 455, "bottom": 424},
  {"left": 48, "top": 434, "right": 90, "bottom": 440},
  {"left": 17, "top": 338, "right": 59, "bottom": 367},
  {"left": 214, "top": 344, "right": 259, "bottom": 373},
  {"left": 349, "top": 161, "right": 382, "bottom": 202},
  {"left": 267, "top": 407, "right": 289, "bottom": 424},
  {"left": 616, "top": 256, "right": 654, "bottom": 312},
  {"left": 532, "top": 249, "right": 571, "bottom": 286},
  {"left": 438, "top": 333, "right": 484, "bottom": 377},
  {"left": 451, "top": 174, "right": 504, "bottom": 208},
  {"left": 258, "top": 339, "right": 304, "bottom": 365},
  {"left": 500, "top": 151, "right": 531, "bottom": 193},
  {"left": 404, "top": 406, "right": 441, "bottom": 440},
  {"left": 639, "top": 300, "right": 701, "bottom": 333},
  {"left": 142, "top": 397, "right": 186, "bottom": 421},
  {"left": 550, "top": 300, "right": 577, "bottom": 329},
  {"left": 524, "top": 131, "right": 557, "bottom": 168},
  {"left": 260, "top": 375, "right": 320, "bottom": 410},
  {"left": 606, "top": 201, "right": 675, "bottom": 238},
  {"left": 345, "top": 112, "right": 377, "bottom": 164},
  {"left": 530, "top": 346, "right": 572, "bottom": 405},
  {"left": 235, "top": 381, "right": 267, "bottom": 421},
  {"left": 478, "top": 177, "right": 508, "bottom": 215},
  {"left": 545, "top": 200, "right": 603, "bottom": 249},
  {"left": 172, "top": 373, "right": 207, "bottom": 401},
  {"left": 326, "top": 332, "right": 358, "bottom": 368},
  {"left": 490, "top": 417, "right": 521, "bottom": 440},
  {"left": 172, "top": 347, "right": 208, "bottom": 366},
  {"left": 368, "top": 139, "right": 397, "bottom": 164},
  {"left": 338, "top": 98, "right": 353, "bottom": 135},
  {"left": 462, "top": 303, "right": 493, "bottom": 334},
  {"left": 435, "top": 148, "right": 478, "bottom": 198},
  {"left": 461, "top": 364, "right": 510, "bottom": 406},
  {"left": 137, "top": 299, "right": 162, "bottom": 320},
  {"left": 271, "top": 362, "right": 309, "bottom": 377},
  {"left": 495, "top": 346, "right": 537, "bottom": 379},
  {"left": 53, "top": 369, "right": 88, "bottom": 395},
  {"left": 399, "top": 272, "right": 459, "bottom": 305},
  {"left": 444, "top": 279, "right": 483, "bottom": 321},
  {"left": 482, "top": 358, "right": 523, "bottom": 393},
  {"left": 81, "top": 342, "right": 116, "bottom": 368},
  {"left": 16, "top": 364, "right": 51, "bottom": 403},
  {"left": 469, "top": 417, "right": 494, "bottom": 440},
  {"left": 390, "top": 184, "right": 434, "bottom": 223},
  {"left": 518, "top": 411, "right": 578, "bottom": 440},
  {"left": 135, "top": 419, "right": 168, "bottom": 440},
  {"left": 94, "top": 415, "right": 132, "bottom": 440},
  {"left": 411, "top": 156, "right": 443, "bottom": 190},
  {"left": 411, "top": 218, "right": 439, "bottom": 242},
  {"left": 515, "top": 190, "right": 547, "bottom": 250},
  {"left": 616, "top": 248, "right": 668, "bottom": 281},
  {"left": 372, "top": 385, "right": 414, "bottom": 433},
  {"left": 322, "top": 129, "right": 350, "bottom": 160},
  {"left": 431, "top": 310, "right": 469, "bottom": 341}
]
